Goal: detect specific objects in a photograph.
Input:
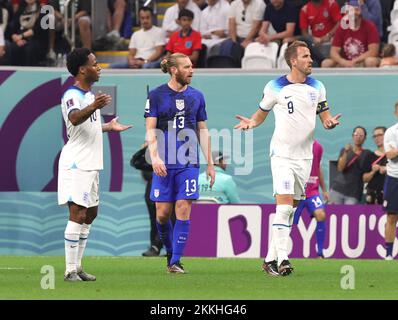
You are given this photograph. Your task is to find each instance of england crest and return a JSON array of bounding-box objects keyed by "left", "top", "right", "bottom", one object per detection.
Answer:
[
  {"left": 176, "top": 99, "right": 185, "bottom": 110},
  {"left": 154, "top": 189, "right": 160, "bottom": 198}
]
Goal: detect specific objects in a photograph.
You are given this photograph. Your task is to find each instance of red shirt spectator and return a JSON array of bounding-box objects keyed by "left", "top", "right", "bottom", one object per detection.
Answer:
[
  {"left": 300, "top": 0, "right": 341, "bottom": 38},
  {"left": 166, "top": 28, "right": 202, "bottom": 56},
  {"left": 332, "top": 18, "right": 379, "bottom": 60}
]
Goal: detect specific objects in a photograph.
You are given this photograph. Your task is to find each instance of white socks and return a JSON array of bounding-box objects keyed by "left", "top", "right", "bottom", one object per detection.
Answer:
[
  {"left": 65, "top": 221, "right": 92, "bottom": 273},
  {"left": 267, "top": 205, "right": 294, "bottom": 265},
  {"left": 64, "top": 221, "right": 82, "bottom": 273},
  {"left": 77, "top": 223, "right": 91, "bottom": 271}
]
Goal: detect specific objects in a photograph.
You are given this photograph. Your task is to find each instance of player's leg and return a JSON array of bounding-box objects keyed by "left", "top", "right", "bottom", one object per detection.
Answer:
[
  {"left": 168, "top": 199, "right": 193, "bottom": 273},
  {"left": 384, "top": 213, "right": 398, "bottom": 260},
  {"left": 382, "top": 176, "right": 398, "bottom": 260},
  {"left": 64, "top": 202, "right": 87, "bottom": 281},
  {"left": 168, "top": 167, "right": 200, "bottom": 273},
  {"left": 312, "top": 208, "right": 326, "bottom": 258},
  {"left": 307, "top": 195, "right": 326, "bottom": 258},
  {"left": 75, "top": 205, "right": 98, "bottom": 281},
  {"left": 156, "top": 201, "right": 175, "bottom": 267}
]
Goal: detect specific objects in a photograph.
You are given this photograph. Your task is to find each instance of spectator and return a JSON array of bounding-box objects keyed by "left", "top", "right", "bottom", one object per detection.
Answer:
[
  {"left": 12, "top": 0, "right": 47, "bottom": 12},
  {"left": 256, "top": 0, "right": 298, "bottom": 46},
  {"left": 193, "top": 0, "right": 207, "bottom": 10},
  {"left": 106, "top": 0, "right": 132, "bottom": 42},
  {"left": 109, "top": 6, "right": 166, "bottom": 69},
  {"left": 380, "top": 43, "right": 398, "bottom": 68},
  {"left": 9, "top": 0, "right": 48, "bottom": 66},
  {"left": 164, "top": 9, "right": 202, "bottom": 66},
  {"left": 198, "top": 151, "right": 240, "bottom": 204},
  {"left": 321, "top": 1, "right": 380, "bottom": 67},
  {"left": 330, "top": 126, "right": 372, "bottom": 204},
  {"left": 0, "top": 1, "right": 10, "bottom": 64},
  {"left": 228, "top": 0, "right": 265, "bottom": 49},
  {"left": 75, "top": 0, "right": 91, "bottom": 49},
  {"left": 200, "top": 0, "right": 229, "bottom": 50},
  {"left": 162, "top": 0, "right": 202, "bottom": 37},
  {"left": 357, "top": 0, "right": 383, "bottom": 39},
  {"left": 130, "top": 143, "right": 164, "bottom": 257},
  {"left": 363, "top": 126, "right": 387, "bottom": 204},
  {"left": 299, "top": 0, "right": 342, "bottom": 66}
]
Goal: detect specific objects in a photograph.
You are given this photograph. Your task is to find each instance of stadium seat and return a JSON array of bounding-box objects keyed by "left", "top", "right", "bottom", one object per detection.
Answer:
[
  {"left": 241, "top": 42, "right": 278, "bottom": 69},
  {"left": 277, "top": 42, "right": 290, "bottom": 69},
  {"left": 194, "top": 196, "right": 221, "bottom": 204}
]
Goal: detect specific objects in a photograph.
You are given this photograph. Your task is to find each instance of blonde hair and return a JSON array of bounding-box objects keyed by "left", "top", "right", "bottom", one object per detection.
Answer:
[
  {"left": 284, "top": 40, "right": 309, "bottom": 69},
  {"left": 160, "top": 53, "right": 189, "bottom": 74}
]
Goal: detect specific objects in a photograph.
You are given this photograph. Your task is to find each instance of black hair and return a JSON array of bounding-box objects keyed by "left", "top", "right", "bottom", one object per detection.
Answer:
[
  {"left": 66, "top": 48, "right": 93, "bottom": 77},
  {"left": 373, "top": 126, "right": 387, "bottom": 133},
  {"left": 139, "top": 6, "right": 153, "bottom": 15},
  {"left": 178, "top": 8, "right": 194, "bottom": 20},
  {"left": 352, "top": 126, "right": 367, "bottom": 137}
]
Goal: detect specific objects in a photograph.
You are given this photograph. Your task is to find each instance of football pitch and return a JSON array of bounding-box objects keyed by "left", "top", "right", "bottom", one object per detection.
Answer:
[{"left": 0, "top": 256, "right": 397, "bottom": 300}]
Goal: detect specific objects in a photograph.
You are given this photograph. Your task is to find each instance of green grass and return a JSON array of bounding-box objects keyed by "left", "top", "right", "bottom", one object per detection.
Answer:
[{"left": 0, "top": 256, "right": 397, "bottom": 299}]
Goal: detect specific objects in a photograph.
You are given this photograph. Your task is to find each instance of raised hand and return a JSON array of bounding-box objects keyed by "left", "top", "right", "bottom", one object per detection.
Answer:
[
  {"left": 324, "top": 113, "right": 342, "bottom": 129},
  {"left": 93, "top": 91, "right": 112, "bottom": 110}
]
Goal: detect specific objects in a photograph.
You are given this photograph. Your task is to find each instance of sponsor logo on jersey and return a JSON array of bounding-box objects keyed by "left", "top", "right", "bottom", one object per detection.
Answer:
[{"left": 176, "top": 99, "right": 185, "bottom": 110}]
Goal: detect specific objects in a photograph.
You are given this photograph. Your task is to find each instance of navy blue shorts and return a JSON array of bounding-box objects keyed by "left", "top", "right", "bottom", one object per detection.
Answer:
[
  {"left": 383, "top": 175, "right": 398, "bottom": 214},
  {"left": 150, "top": 167, "right": 199, "bottom": 202}
]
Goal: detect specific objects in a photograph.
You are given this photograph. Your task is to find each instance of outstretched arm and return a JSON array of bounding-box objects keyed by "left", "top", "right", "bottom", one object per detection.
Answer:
[
  {"left": 102, "top": 116, "right": 133, "bottom": 132},
  {"left": 234, "top": 108, "right": 269, "bottom": 130}
]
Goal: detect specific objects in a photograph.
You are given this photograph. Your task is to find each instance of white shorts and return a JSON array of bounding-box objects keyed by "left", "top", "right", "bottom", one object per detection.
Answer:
[
  {"left": 58, "top": 168, "right": 99, "bottom": 208},
  {"left": 270, "top": 156, "right": 312, "bottom": 200}
]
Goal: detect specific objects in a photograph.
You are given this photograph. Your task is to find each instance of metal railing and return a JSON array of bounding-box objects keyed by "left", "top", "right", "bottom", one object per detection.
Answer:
[{"left": 64, "top": 0, "right": 76, "bottom": 50}]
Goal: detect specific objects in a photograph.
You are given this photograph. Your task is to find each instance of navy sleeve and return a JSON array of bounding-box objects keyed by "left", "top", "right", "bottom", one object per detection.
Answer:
[
  {"left": 196, "top": 92, "right": 207, "bottom": 122},
  {"left": 263, "top": 6, "right": 270, "bottom": 21},
  {"left": 144, "top": 91, "right": 158, "bottom": 118}
]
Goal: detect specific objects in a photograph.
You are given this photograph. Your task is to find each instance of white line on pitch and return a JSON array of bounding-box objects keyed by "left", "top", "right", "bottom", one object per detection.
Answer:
[{"left": 0, "top": 267, "right": 25, "bottom": 270}]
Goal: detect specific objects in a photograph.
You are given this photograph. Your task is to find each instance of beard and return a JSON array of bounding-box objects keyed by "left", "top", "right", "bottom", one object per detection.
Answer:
[{"left": 175, "top": 71, "right": 191, "bottom": 86}]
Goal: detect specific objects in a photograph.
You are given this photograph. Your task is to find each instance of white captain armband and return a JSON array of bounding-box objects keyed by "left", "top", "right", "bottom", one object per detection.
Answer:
[{"left": 317, "top": 101, "right": 329, "bottom": 114}]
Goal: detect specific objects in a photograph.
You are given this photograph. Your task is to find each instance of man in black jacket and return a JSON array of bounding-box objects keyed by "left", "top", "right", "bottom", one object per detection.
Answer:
[{"left": 131, "top": 143, "right": 163, "bottom": 256}]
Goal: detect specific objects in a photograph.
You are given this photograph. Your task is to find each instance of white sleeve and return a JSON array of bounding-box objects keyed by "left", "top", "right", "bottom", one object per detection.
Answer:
[
  {"left": 384, "top": 128, "right": 397, "bottom": 152},
  {"left": 254, "top": 0, "right": 266, "bottom": 21},
  {"left": 222, "top": 4, "right": 230, "bottom": 32},
  {"left": 318, "top": 81, "right": 327, "bottom": 102},
  {"left": 0, "top": 26, "right": 4, "bottom": 47},
  {"left": 192, "top": 8, "right": 201, "bottom": 31},
  {"left": 228, "top": 2, "right": 238, "bottom": 19},
  {"left": 259, "top": 81, "right": 277, "bottom": 111},
  {"left": 63, "top": 91, "right": 83, "bottom": 116},
  {"left": 162, "top": 7, "right": 178, "bottom": 32},
  {"left": 128, "top": 33, "right": 137, "bottom": 49}
]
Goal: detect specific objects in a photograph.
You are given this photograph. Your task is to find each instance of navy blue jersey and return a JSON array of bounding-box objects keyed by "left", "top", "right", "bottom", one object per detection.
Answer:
[{"left": 144, "top": 84, "right": 207, "bottom": 169}]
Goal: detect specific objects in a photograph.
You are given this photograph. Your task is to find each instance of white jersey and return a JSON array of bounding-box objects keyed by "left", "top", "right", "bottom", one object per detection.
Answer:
[
  {"left": 384, "top": 123, "right": 398, "bottom": 178},
  {"left": 259, "top": 75, "right": 327, "bottom": 160},
  {"left": 59, "top": 86, "right": 103, "bottom": 171}
]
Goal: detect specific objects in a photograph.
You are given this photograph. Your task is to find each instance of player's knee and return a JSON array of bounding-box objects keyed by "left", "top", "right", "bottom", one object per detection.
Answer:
[
  {"left": 273, "top": 205, "right": 293, "bottom": 225},
  {"left": 175, "top": 201, "right": 191, "bottom": 218},
  {"left": 315, "top": 210, "right": 326, "bottom": 221},
  {"left": 364, "top": 57, "right": 380, "bottom": 68},
  {"left": 156, "top": 213, "right": 169, "bottom": 224}
]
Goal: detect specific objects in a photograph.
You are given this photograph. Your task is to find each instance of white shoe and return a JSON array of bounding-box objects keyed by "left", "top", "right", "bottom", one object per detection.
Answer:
[
  {"left": 106, "top": 30, "right": 121, "bottom": 42},
  {"left": 64, "top": 271, "right": 82, "bottom": 282},
  {"left": 385, "top": 255, "right": 393, "bottom": 261}
]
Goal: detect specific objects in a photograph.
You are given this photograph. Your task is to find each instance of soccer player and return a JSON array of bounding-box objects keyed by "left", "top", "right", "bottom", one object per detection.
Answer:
[
  {"left": 234, "top": 40, "right": 341, "bottom": 276},
  {"left": 145, "top": 52, "right": 215, "bottom": 274},
  {"left": 59, "top": 48, "right": 132, "bottom": 281},
  {"left": 293, "top": 140, "right": 329, "bottom": 258},
  {"left": 382, "top": 102, "right": 398, "bottom": 260}
]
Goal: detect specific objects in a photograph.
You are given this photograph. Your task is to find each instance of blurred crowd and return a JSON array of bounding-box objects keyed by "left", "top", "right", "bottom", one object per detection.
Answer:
[{"left": 0, "top": 0, "right": 397, "bottom": 68}]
